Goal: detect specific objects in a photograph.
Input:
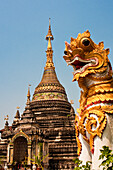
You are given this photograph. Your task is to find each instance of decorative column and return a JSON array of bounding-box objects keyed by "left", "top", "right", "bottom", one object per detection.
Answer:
[
  {"left": 27, "top": 143, "right": 31, "bottom": 165},
  {"left": 7, "top": 143, "right": 10, "bottom": 163},
  {"left": 9, "top": 143, "right": 14, "bottom": 164}
]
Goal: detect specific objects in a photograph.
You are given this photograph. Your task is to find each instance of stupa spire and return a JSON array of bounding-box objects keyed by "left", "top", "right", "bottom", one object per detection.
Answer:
[
  {"left": 32, "top": 19, "right": 68, "bottom": 102},
  {"left": 15, "top": 107, "right": 20, "bottom": 119},
  {"left": 46, "top": 18, "right": 54, "bottom": 41},
  {"left": 45, "top": 18, "right": 54, "bottom": 69}
]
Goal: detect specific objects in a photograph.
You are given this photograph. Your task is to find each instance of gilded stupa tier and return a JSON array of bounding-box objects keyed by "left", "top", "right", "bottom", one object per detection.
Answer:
[{"left": 32, "top": 19, "right": 68, "bottom": 101}]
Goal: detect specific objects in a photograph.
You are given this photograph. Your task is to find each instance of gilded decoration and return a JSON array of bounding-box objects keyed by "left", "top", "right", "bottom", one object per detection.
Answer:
[
  {"left": 11, "top": 130, "right": 31, "bottom": 144},
  {"left": 33, "top": 92, "right": 67, "bottom": 101},
  {"left": 63, "top": 30, "right": 113, "bottom": 155},
  {"left": 35, "top": 84, "right": 65, "bottom": 93}
]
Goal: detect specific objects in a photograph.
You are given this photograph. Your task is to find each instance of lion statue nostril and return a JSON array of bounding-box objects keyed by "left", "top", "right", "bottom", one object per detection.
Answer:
[{"left": 64, "top": 51, "right": 67, "bottom": 55}]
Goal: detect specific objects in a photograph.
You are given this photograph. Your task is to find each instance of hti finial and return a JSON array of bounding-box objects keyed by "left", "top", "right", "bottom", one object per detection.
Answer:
[
  {"left": 45, "top": 19, "right": 55, "bottom": 69},
  {"left": 49, "top": 18, "right": 51, "bottom": 26},
  {"left": 46, "top": 18, "right": 54, "bottom": 41}
]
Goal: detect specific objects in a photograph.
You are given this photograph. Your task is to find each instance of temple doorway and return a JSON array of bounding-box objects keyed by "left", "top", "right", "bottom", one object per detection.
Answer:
[{"left": 13, "top": 136, "right": 28, "bottom": 165}]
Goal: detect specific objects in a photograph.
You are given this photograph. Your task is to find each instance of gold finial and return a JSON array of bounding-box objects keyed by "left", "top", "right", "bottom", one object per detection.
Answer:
[
  {"left": 45, "top": 19, "right": 55, "bottom": 69},
  {"left": 27, "top": 84, "right": 31, "bottom": 97},
  {"left": 46, "top": 18, "right": 54, "bottom": 50},
  {"left": 4, "top": 115, "right": 9, "bottom": 129},
  {"left": 27, "top": 84, "right": 31, "bottom": 103},
  {"left": 70, "top": 100, "right": 74, "bottom": 104},
  {"left": 4, "top": 115, "right": 9, "bottom": 121},
  {"left": 46, "top": 18, "right": 54, "bottom": 41},
  {"left": 49, "top": 17, "right": 50, "bottom": 26},
  {"left": 16, "top": 106, "right": 20, "bottom": 110}
]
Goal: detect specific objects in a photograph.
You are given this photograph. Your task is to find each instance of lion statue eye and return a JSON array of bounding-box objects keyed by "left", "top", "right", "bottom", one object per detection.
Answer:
[{"left": 82, "top": 39, "right": 90, "bottom": 46}]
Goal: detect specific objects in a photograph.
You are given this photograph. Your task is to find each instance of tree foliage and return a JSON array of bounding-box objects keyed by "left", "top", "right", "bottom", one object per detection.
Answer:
[
  {"left": 73, "top": 158, "right": 92, "bottom": 170},
  {"left": 73, "top": 146, "right": 113, "bottom": 170},
  {"left": 99, "top": 146, "right": 113, "bottom": 170}
]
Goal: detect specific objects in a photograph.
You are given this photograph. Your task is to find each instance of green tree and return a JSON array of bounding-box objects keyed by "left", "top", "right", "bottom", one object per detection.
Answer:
[
  {"left": 31, "top": 153, "right": 49, "bottom": 170},
  {"left": 99, "top": 146, "right": 113, "bottom": 170},
  {"left": 73, "top": 146, "right": 113, "bottom": 170},
  {"left": 73, "top": 158, "right": 92, "bottom": 170}
]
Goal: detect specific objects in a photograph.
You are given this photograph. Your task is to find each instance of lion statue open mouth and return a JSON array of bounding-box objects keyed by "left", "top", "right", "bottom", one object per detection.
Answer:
[
  {"left": 63, "top": 30, "right": 113, "bottom": 169},
  {"left": 63, "top": 30, "right": 111, "bottom": 82}
]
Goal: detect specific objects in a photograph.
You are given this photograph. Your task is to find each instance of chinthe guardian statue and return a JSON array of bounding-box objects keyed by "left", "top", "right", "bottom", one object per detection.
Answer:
[{"left": 63, "top": 30, "right": 113, "bottom": 169}]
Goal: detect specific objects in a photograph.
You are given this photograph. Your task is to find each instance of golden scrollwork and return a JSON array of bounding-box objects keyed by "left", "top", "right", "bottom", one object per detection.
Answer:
[{"left": 75, "top": 106, "right": 107, "bottom": 154}]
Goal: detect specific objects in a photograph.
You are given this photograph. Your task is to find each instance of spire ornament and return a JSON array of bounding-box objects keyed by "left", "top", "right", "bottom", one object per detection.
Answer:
[
  {"left": 27, "top": 84, "right": 31, "bottom": 104},
  {"left": 45, "top": 18, "right": 55, "bottom": 69},
  {"left": 46, "top": 18, "right": 54, "bottom": 41},
  {"left": 15, "top": 107, "right": 20, "bottom": 119},
  {"left": 4, "top": 115, "right": 9, "bottom": 130}
]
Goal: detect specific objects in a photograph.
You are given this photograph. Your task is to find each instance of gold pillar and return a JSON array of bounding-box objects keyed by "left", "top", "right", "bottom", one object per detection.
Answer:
[
  {"left": 9, "top": 143, "right": 14, "bottom": 164},
  {"left": 7, "top": 143, "right": 10, "bottom": 163},
  {"left": 28, "top": 143, "right": 31, "bottom": 165}
]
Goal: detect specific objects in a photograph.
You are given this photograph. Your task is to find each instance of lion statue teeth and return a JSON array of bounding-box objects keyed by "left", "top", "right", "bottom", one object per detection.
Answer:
[{"left": 63, "top": 30, "right": 113, "bottom": 169}]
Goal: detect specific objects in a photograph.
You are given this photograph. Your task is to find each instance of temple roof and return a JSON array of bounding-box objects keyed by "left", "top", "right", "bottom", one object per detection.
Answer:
[{"left": 32, "top": 19, "right": 68, "bottom": 102}]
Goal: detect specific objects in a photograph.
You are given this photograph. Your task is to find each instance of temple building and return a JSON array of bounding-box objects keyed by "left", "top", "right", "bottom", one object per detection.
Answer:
[{"left": 0, "top": 20, "right": 77, "bottom": 170}]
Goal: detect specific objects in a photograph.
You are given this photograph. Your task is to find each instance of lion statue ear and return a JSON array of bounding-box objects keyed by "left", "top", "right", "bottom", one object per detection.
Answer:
[
  {"left": 105, "top": 48, "right": 110, "bottom": 55},
  {"left": 71, "top": 37, "right": 75, "bottom": 42},
  {"left": 98, "top": 41, "right": 104, "bottom": 50}
]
